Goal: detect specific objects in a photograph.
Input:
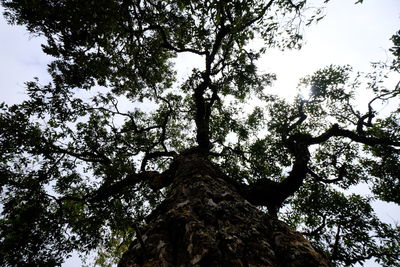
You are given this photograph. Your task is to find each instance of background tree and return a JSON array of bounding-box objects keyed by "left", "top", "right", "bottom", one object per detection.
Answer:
[{"left": 0, "top": 0, "right": 399, "bottom": 266}]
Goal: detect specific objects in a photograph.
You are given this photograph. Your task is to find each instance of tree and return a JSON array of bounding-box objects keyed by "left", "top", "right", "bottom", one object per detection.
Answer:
[{"left": 0, "top": 0, "right": 399, "bottom": 266}]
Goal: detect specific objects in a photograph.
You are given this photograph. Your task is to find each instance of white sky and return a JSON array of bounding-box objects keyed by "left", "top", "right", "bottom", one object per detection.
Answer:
[
  {"left": 1, "top": 0, "right": 399, "bottom": 266},
  {"left": 261, "top": 0, "right": 400, "bottom": 97}
]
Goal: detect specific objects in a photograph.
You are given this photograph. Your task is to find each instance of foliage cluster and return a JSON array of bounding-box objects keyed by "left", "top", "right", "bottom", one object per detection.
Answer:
[{"left": 0, "top": 0, "right": 399, "bottom": 266}]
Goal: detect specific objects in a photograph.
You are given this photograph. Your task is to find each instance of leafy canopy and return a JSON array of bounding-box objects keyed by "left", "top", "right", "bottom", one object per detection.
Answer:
[{"left": 0, "top": 0, "right": 399, "bottom": 266}]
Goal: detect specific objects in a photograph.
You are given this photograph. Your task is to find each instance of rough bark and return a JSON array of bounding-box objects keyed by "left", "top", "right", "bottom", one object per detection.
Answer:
[{"left": 118, "top": 154, "right": 329, "bottom": 267}]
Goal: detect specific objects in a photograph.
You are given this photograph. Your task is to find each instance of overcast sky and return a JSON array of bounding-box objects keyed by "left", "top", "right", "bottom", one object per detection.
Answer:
[{"left": 1, "top": 0, "right": 399, "bottom": 266}]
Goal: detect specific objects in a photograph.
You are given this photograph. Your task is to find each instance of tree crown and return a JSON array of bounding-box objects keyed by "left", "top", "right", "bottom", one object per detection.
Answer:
[{"left": 0, "top": 0, "right": 399, "bottom": 266}]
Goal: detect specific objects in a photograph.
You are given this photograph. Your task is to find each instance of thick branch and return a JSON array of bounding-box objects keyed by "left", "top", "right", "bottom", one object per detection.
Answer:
[
  {"left": 149, "top": 24, "right": 207, "bottom": 56},
  {"left": 90, "top": 170, "right": 173, "bottom": 202},
  {"left": 302, "top": 214, "right": 327, "bottom": 237},
  {"left": 231, "top": 132, "right": 312, "bottom": 216},
  {"left": 307, "top": 166, "right": 345, "bottom": 184},
  {"left": 310, "top": 124, "right": 400, "bottom": 147},
  {"left": 239, "top": 178, "right": 280, "bottom": 215},
  {"left": 356, "top": 112, "right": 374, "bottom": 135},
  {"left": 193, "top": 80, "right": 212, "bottom": 152},
  {"left": 275, "top": 153, "right": 309, "bottom": 201},
  {"left": 246, "top": 122, "right": 399, "bottom": 215},
  {"left": 49, "top": 143, "right": 111, "bottom": 164},
  {"left": 331, "top": 224, "right": 342, "bottom": 260},
  {"left": 140, "top": 151, "right": 177, "bottom": 172}
]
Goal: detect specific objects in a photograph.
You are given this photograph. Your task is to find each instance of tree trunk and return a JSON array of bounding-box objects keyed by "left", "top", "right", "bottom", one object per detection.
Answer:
[{"left": 118, "top": 154, "right": 329, "bottom": 267}]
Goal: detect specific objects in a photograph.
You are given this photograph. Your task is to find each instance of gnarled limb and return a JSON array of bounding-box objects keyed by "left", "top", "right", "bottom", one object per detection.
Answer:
[
  {"left": 91, "top": 170, "right": 174, "bottom": 202},
  {"left": 310, "top": 124, "right": 400, "bottom": 147}
]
